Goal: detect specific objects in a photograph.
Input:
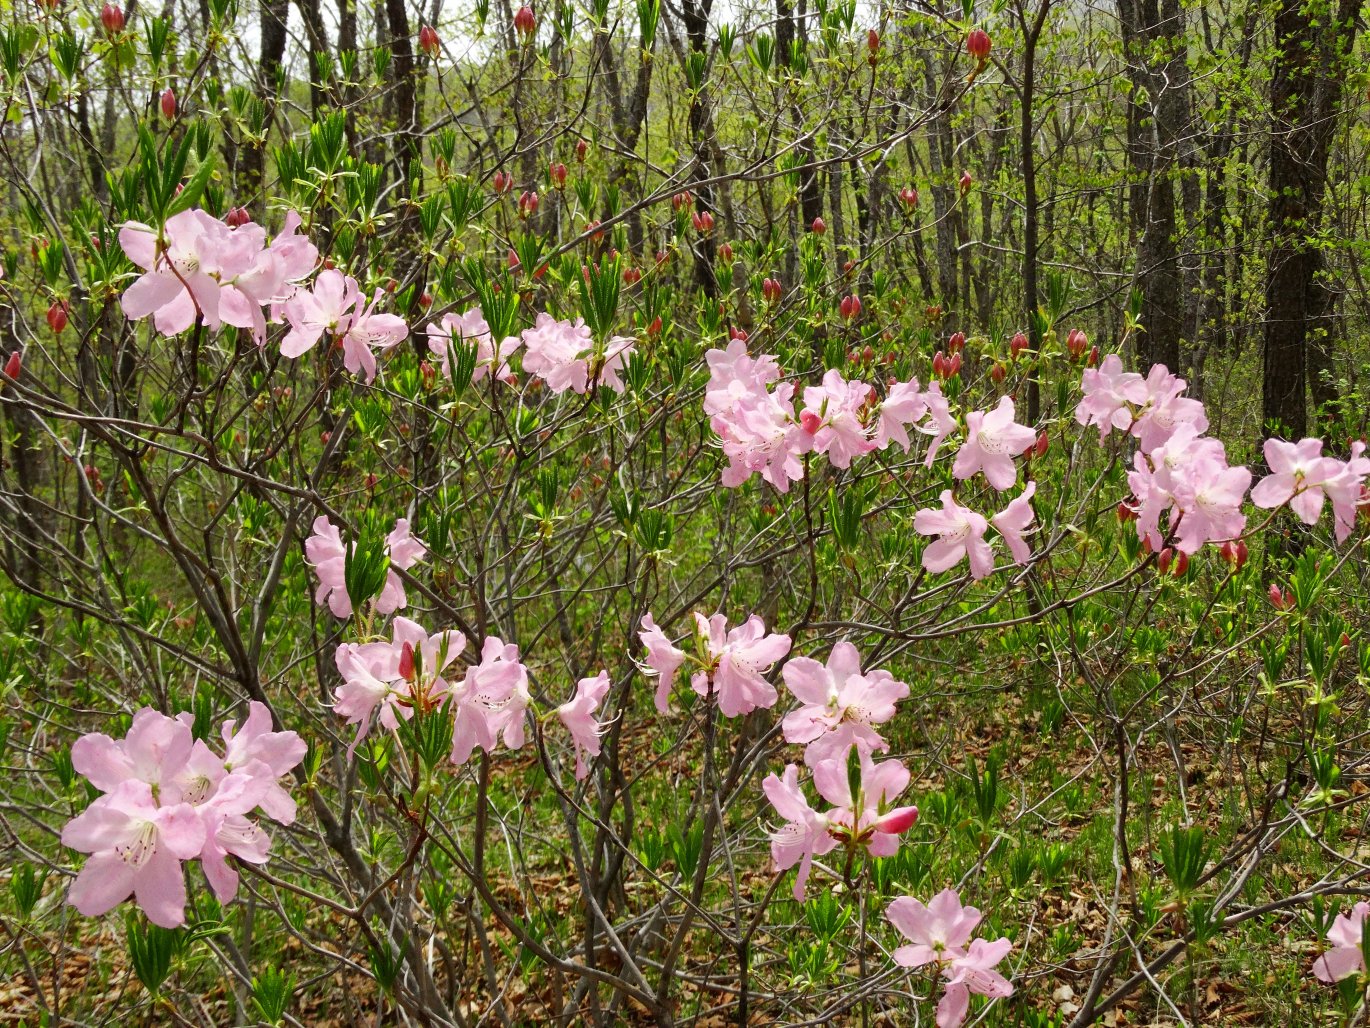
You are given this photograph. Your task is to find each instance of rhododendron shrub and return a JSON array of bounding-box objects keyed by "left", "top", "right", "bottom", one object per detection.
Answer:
[{"left": 6, "top": 20, "right": 1370, "bottom": 1028}]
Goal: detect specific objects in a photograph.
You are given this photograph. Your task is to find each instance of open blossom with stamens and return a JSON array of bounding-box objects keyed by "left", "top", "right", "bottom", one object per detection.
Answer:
[
  {"left": 811, "top": 752, "right": 919, "bottom": 856},
  {"left": 915, "top": 490, "right": 993, "bottom": 580},
  {"left": 557, "top": 670, "right": 612, "bottom": 779},
  {"left": 953, "top": 396, "right": 1036, "bottom": 490},
  {"left": 1251, "top": 437, "right": 1347, "bottom": 528},
  {"left": 762, "top": 764, "right": 838, "bottom": 900},
  {"left": 521, "top": 313, "right": 597, "bottom": 394},
  {"left": 638, "top": 613, "right": 688, "bottom": 713},
  {"left": 918, "top": 382, "right": 958, "bottom": 467},
  {"left": 280, "top": 270, "right": 407, "bottom": 383},
  {"left": 62, "top": 704, "right": 304, "bottom": 927},
  {"left": 798, "top": 369, "right": 878, "bottom": 468},
  {"left": 1313, "top": 901, "right": 1370, "bottom": 982},
  {"left": 1131, "top": 425, "right": 1250, "bottom": 554},
  {"left": 692, "top": 613, "right": 792, "bottom": 717},
  {"left": 448, "top": 636, "right": 531, "bottom": 764},
  {"left": 1130, "top": 364, "right": 1208, "bottom": 453},
  {"left": 781, "top": 641, "right": 909, "bottom": 764},
  {"left": 427, "top": 308, "right": 520, "bottom": 383},
  {"left": 887, "top": 888, "right": 1015, "bottom": 1028}
]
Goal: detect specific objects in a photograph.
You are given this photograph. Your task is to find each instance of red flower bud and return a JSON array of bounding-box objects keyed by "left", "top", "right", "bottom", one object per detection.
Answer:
[
  {"left": 810, "top": 216, "right": 827, "bottom": 235},
  {"left": 419, "top": 291, "right": 433, "bottom": 308},
  {"left": 224, "top": 206, "right": 252, "bottom": 228},
  {"left": 948, "top": 331, "right": 965, "bottom": 355},
  {"left": 1117, "top": 501, "right": 1137, "bottom": 523},
  {"left": 492, "top": 170, "right": 513, "bottom": 194},
  {"left": 1010, "top": 330, "right": 1029, "bottom": 360},
  {"left": 419, "top": 24, "right": 440, "bottom": 56},
  {"left": 1066, "top": 328, "right": 1089, "bottom": 360},
  {"left": 514, "top": 5, "right": 536, "bottom": 38},
  {"left": 839, "top": 294, "right": 861, "bottom": 320},
  {"left": 718, "top": 241, "right": 733, "bottom": 263},
  {"left": 692, "top": 210, "right": 714, "bottom": 234},
  {"left": 549, "top": 161, "right": 567, "bottom": 188},
  {"left": 730, "top": 327, "right": 748, "bottom": 342},
  {"left": 575, "top": 138, "right": 589, "bottom": 162},
  {"left": 1157, "top": 547, "right": 1173, "bottom": 575},
  {"left": 967, "top": 28, "right": 991, "bottom": 64},
  {"left": 990, "top": 362, "right": 1006, "bottom": 384},
  {"left": 46, "top": 300, "right": 68, "bottom": 334},
  {"left": 648, "top": 316, "right": 663, "bottom": 336},
  {"left": 518, "top": 190, "right": 539, "bottom": 217},
  {"left": 959, "top": 170, "right": 973, "bottom": 195},
  {"left": 399, "top": 641, "right": 416, "bottom": 682},
  {"left": 1033, "top": 430, "right": 1048, "bottom": 458},
  {"left": 899, "top": 186, "right": 919, "bottom": 207},
  {"left": 762, "top": 277, "right": 782, "bottom": 304},
  {"left": 800, "top": 409, "right": 823, "bottom": 434},
  {"left": 160, "top": 87, "right": 177, "bottom": 120},
  {"left": 3, "top": 350, "right": 20, "bottom": 384},
  {"left": 932, "top": 351, "right": 946, "bottom": 378},
  {"left": 623, "top": 266, "right": 641, "bottom": 286},
  {"left": 1087, "top": 344, "right": 1099, "bottom": 367},
  {"left": 101, "top": 3, "right": 125, "bottom": 35},
  {"left": 671, "top": 190, "right": 693, "bottom": 212}
]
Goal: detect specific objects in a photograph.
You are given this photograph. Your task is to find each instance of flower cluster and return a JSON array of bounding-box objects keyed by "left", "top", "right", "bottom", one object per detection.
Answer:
[
  {"left": 703, "top": 340, "right": 950, "bottom": 492},
  {"left": 305, "top": 516, "right": 427, "bottom": 619},
  {"left": 887, "top": 888, "right": 1015, "bottom": 1028},
  {"left": 62, "top": 704, "right": 305, "bottom": 928},
  {"left": 427, "top": 308, "right": 518, "bottom": 383},
  {"left": 1077, "top": 358, "right": 1369, "bottom": 552},
  {"left": 521, "top": 313, "right": 637, "bottom": 395},
  {"left": 636, "top": 610, "right": 791, "bottom": 717},
  {"left": 120, "top": 208, "right": 318, "bottom": 342},
  {"left": 281, "top": 269, "right": 409, "bottom": 383}
]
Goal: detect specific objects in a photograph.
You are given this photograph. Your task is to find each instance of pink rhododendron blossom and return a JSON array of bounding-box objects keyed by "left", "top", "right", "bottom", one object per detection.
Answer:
[
  {"left": 704, "top": 340, "right": 781, "bottom": 416},
  {"left": 691, "top": 613, "right": 792, "bottom": 717},
  {"left": 1251, "top": 437, "right": 1346, "bottom": 527},
  {"left": 427, "top": 308, "right": 519, "bottom": 383},
  {"left": 334, "top": 618, "right": 466, "bottom": 757},
  {"left": 918, "top": 382, "right": 957, "bottom": 467},
  {"left": 1313, "top": 901, "right": 1370, "bottom": 982},
  {"left": 1326, "top": 442, "right": 1370, "bottom": 542},
  {"left": 953, "top": 396, "right": 1035, "bottom": 490},
  {"left": 914, "top": 490, "right": 993, "bottom": 580},
  {"left": 305, "top": 516, "right": 426, "bottom": 619},
  {"left": 887, "top": 888, "right": 1015, "bottom": 1028},
  {"left": 799, "top": 370, "right": 877, "bottom": 468},
  {"left": 62, "top": 781, "right": 205, "bottom": 927},
  {"left": 1075, "top": 354, "right": 1146, "bottom": 441},
  {"left": 1129, "top": 426, "right": 1250, "bottom": 554},
  {"left": 1130, "top": 364, "right": 1209, "bottom": 453},
  {"left": 448, "top": 636, "right": 531, "bottom": 765},
  {"left": 781, "top": 641, "right": 908, "bottom": 765},
  {"left": 63, "top": 704, "right": 304, "bottom": 926},
  {"left": 522, "top": 314, "right": 635, "bottom": 394},
  {"left": 875, "top": 379, "right": 929, "bottom": 452},
  {"left": 280, "top": 270, "right": 407, "bottom": 383},
  {"left": 557, "top": 670, "right": 612, "bottom": 779},
  {"left": 762, "top": 764, "right": 837, "bottom": 900},
  {"left": 712, "top": 381, "right": 808, "bottom": 492},
  {"left": 990, "top": 482, "right": 1036, "bottom": 565},
  {"left": 638, "top": 613, "right": 689, "bottom": 713},
  {"left": 811, "top": 752, "right": 918, "bottom": 857},
  {"left": 376, "top": 518, "right": 427, "bottom": 615}
]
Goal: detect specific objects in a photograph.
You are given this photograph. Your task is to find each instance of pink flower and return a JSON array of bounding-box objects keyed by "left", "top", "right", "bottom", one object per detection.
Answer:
[
  {"left": 1313, "top": 902, "right": 1370, "bottom": 983},
  {"left": 875, "top": 379, "right": 929, "bottom": 452},
  {"left": 71, "top": 707, "right": 194, "bottom": 798},
  {"left": 196, "top": 773, "right": 273, "bottom": 903},
  {"left": 712, "top": 382, "right": 809, "bottom": 492},
  {"left": 914, "top": 490, "right": 993, "bottom": 580},
  {"left": 1075, "top": 353, "right": 1146, "bottom": 441},
  {"left": 428, "top": 309, "right": 520, "bottom": 383},
  {"left": 812, "top": 752, "right": 918, "bottom": 857},
  {"left": 938, "top": 938, "right": 1015, "bottom": 1028},
  {"left": 918, "top": 382, "right": 957, "bottom": 467},
  {"left": 990, "top": 482, "right": 1036, "bottom": 565},
  {"left": 888, "top": 888, "right": 983, "bottom": 969},
  {"left": 1251, "top": 438, "right": 1345, "bottom": 526},
  {"left": 1131, "top": 364, "right": 1208, "bottom": 453},
  {"left": 305, "top": 516, "right": 426, "bottom": 619},
  {"left": 762, "top": 764, "right": 837, "bottom": 900},
  {"left": 376, "top": 518, "right": 427, "bottom": 615},
  {"left": 334, "top": 618, "right": 466, "bottom": 757},
  {"left": 638, "top": 613, "right": 689, "bottom": 713},
  {"left": 448, "top": 636, "right": 531, "bottom": 765},
  {"left": 219, "top": 701, "right": 306, "bottom": 824},
  {"left": 887, "top": 888, "right": 1014, "bottom": 1028},
  {"left": 704, "top": 340, "right": 781, "bottom": 416},
  {"left": 281, "top": 269, "right": 359, "bottom": 358},
  {"left": 119, "top": 210, "right": 230, "bottom": 335},
  {"left": 799, "top": 369, "right": 877, "bottom": 468},
  {"left": 1326, "top": 442, "right": 1370, "bottom": 542},
  {"left": 61, "top": 780, "right": 205, "bottom": 928},
  {"left": 953, "top": 396, "right": 1035, "bottom": 490},
  {"left": 557, "top": 670, "right": 612, "bottom": 779},
  {"left": 341, "top": 291, "right": 409, "bottom": 383},
  {"left": 692, "top": 613, "right": 792, "bottom": 717},
  {"left": 781, "top": 641, "right": 908, "bottom": 764},
  {"left": 521, "top": 313, "right": 595, "bottom": 394}
]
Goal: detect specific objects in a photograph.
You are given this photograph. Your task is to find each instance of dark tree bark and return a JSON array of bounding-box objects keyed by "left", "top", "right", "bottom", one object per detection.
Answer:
[
  {"left": 1116, "top": 0, "right": 1193, "bottom": 373},
  {"left": 1016, "top": 0, "right": 1051, "bottom": 423},
  {"left": 1261, "top": 0, "right": 1358, "bottom": 439}
]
